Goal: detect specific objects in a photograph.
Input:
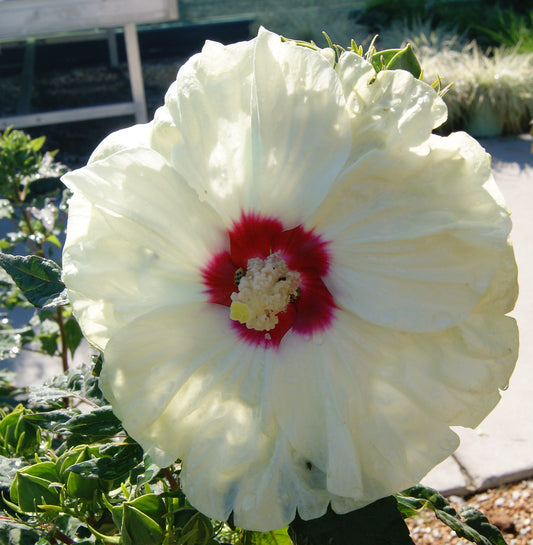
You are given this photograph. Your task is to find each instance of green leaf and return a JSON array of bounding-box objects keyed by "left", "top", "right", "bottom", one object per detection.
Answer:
[
  {"left": 45, "top": 234, "right": 62, "bottom": 249},
  {"left": 68, "top": 442, "right": 143, "bottom": 480},
  {"left": 289, "top": 496, "right": 414, "bottom": 545},
  {"left": 175, "top": 511, "right": 214, "bottom": 545},
  {"left": 56, "top": 444, "right": 112, "bottom": 500},
  {"left": 0, "top": 404, "right": 41, "bottom": 457},
  {"left": 122, "top": 500, "right": 165, "bottom": 545},
  {"left": 24, "top": 408, "right": 77, "bottom": 430},
  {"left": 28, "top": 364, "right": 106, "bottom": 408},
  {"left": 10, "top": 461, "right": 61, "bottom": 512},
  {"left": 242, "top": 528, "right": 292, "bottom": 545},
  {"left": 29, "top": 136, "right": 45, "bottom": 153},
  {"left": 63, "top": 316, "right": 83, "bottom": 357},
  {"left": 371, "top": 44, "right": 422, "bottom": 78},
  {"left": 0, "top": 254, "right": 67, "bottom": 309},
  {"left": 38, "top": 333, "right": 58, "bottom": 356},
  {"left": 460, "top": 507, "right": 508, "bottom": 545},
  {"left": 397, "top": 485, "right": 507, "bottom": 545},
  {"left": 58, "top": 405, "right": 123, "bottom": 440}
]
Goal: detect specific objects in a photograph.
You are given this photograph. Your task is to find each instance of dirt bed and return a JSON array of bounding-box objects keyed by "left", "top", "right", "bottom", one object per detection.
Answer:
[{"left": 407, "top": 479, "right": 533, "bottom": 544}]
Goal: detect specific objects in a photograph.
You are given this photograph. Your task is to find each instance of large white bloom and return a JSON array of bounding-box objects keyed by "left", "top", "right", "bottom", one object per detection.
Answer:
[{"left": 62, "top": 28, "right": 518, "bottom": 531}]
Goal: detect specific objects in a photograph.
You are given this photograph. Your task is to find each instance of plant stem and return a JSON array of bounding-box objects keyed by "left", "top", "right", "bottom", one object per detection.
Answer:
[
  {"left": 55, "top": 308, "right": 69, "bottom": 374},
  {"left": 162, "top": 467, "right": 179, "bottom": 491},
  {"left": 52, "top": 530, "right": 75, "bottom": 544},
  {"left": 23, "top": 207, "right": 43, "bottom": 257}
]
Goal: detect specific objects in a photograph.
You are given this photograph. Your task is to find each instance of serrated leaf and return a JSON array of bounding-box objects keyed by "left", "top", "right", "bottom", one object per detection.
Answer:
[
  {"left": 24, "top": 408, "right": 78, "bottom": 429},
  {"left": 58, "top": 405, "right": 122, "bottom": 439},
  {"left": 460, "top": 507, "right": 507, "bottom": 545},
  {"left": 397, "top": 485, "right": 508, "bottom": 545},
  {"left": 289, "top": 496, "right": 414, "bottom": 545},
  {"left": 0, "top": 254, "right": 66, "bottom": 308},
  {"left": 68, "top": 442, "right": 143, "bottom": 480},
  {"left": 28, "top": 364, "right": 106, "bottom": 408}
]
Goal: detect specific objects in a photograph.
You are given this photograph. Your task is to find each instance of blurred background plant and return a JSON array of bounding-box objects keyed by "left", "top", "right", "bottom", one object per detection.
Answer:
[
  {"left": 0, "top": 127, "right": 82, "bottom": 373},
  {"left": 476, "top": 9, "right": 533, "bottom": 54},
  {"left": 250, "top": 0, "right": 533, "bottom": 138},
  {"left": 375, "top": 18, "right": 533, "bottom": 137}
]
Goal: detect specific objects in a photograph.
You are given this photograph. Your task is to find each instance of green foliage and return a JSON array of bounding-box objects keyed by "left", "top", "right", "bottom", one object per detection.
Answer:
[
  {"left": 241, "top": 527, "right": 292, "bottom": 545},
  {"left": 0, "top": 254, "right": 66, "bottom": 309},
  {"left": 289, "top": 496, "right": 414, "bottom": 545},
  {"left": 0, "top": 127, "right": 83, "bottom": 371},
  {"left": 477, "top": 9, "right": 533, "bottom": 53},
  {"left": 120, "top": 494, "right": 166, "bottom": 545},
  {"left": 10, "top": 461, "right": 62, "bottom": 512},
  {"left": 0, "top": 127, "right": 46, "bottom": 194},
  {"left": 360, "top": 0, "right": 527, "bottom": 46},
  {"left": 370, "top": 43, "right": 422, "bottom": 78},
  {"left": 397, "top": 485, "right": 508, "bottom": 545},
  {"left": 0, "top": 404, "right": 42, "bottom": 458}
]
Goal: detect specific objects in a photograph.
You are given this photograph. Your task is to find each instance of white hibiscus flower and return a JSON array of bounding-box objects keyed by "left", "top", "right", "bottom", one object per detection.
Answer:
[{"left": 62, "top": 28, "right": 518, "bottom": 531}]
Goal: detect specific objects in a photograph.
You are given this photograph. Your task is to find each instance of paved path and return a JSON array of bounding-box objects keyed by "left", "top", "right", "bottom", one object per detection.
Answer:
[
  {"left": 424, "top": 135, "right": 533, "bottom": 495},
  {"left": 4, "top": 135, "right": 532, "bottom": 497}
]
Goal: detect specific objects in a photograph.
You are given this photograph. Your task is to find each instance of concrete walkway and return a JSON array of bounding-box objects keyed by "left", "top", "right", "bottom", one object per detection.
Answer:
[
  {"left": 423, "top": 134, "right": 533, "bottom": 495},
  {"left": 4, "top": 134, "right": 532, "bottom": 497}
]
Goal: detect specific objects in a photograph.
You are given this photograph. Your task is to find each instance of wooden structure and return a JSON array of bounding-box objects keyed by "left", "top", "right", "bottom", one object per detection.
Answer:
[{"left": 0, "top": 0, "right": 179, "bottom": 129}]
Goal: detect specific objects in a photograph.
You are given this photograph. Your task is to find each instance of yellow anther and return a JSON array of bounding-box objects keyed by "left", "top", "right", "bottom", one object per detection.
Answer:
[{"left": 230, "top": 301, "right": 251, "bottom": 324}]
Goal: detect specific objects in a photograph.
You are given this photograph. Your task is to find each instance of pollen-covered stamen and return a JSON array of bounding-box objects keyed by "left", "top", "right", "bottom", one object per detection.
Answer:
[{"left": 230, "top": 251, "right": 300, "bottom": 331}]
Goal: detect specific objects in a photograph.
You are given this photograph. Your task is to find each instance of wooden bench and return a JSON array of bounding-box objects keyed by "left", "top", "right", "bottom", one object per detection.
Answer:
[{"left": 0, "top": 0, "right": 178, "bottom": 129}]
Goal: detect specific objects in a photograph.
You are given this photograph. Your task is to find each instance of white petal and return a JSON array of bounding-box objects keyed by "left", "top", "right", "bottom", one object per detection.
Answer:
[
  {"left": 102, "top": 305, "right": 279, "bottom": 523},
  {"left": 474, "top": 242, "right": 518, "bottom": 315},
  {"left": 166, "top": 28, "right": 351, "bottom": 226},
  {"left": 164, "top": 37, "right": 255, "bottom": 223},
  {"left": 272, "top": 305, "right": 516, "bottom": 510},
  {"left": 88, "top": 123, "right": 152, "bottom": 163},
  {"left": 312, "top": 132, "right": 513, "bottom": 332},
  {"left": 150, "top": 97, "right": 184, "bottom": 163},
  {"left": 62, "top": 149, "right": 225, "bottom": 348},
  {"left": 336, "top": 51, "right": 447, "bottom": 164},
  {"left": 102, "top": 304, "right": 353, "bottom": 531},
  {"left": 245, "top": 28, "right": 351, "bottom": 224}
]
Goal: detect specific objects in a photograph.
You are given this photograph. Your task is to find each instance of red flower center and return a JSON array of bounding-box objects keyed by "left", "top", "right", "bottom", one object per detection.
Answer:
[{"left": 201, "top": 213, "right": 336, "bottom": 348}]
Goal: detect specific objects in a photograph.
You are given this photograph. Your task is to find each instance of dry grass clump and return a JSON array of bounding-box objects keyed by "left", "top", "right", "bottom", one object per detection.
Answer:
[{"left": 379, "top": 20, "right": 533, "bottom": 136}]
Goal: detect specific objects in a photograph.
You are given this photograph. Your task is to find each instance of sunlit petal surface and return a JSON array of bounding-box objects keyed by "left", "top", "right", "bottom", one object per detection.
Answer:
[{"left": 63, "top": 28, "right": 518, "bottom": 531}]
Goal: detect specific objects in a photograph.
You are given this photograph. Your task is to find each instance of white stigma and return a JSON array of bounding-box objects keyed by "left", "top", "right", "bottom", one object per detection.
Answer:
[{"left": 230, "top": 251, "right": 300, "bottom": 331}]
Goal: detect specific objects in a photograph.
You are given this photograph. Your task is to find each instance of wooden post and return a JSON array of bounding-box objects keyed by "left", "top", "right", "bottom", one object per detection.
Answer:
[{"left": 124, "top": 23, "right": 147, "bottom": 124}]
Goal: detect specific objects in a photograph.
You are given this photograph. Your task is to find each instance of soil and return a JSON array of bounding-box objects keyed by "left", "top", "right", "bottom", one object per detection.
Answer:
[{"left": 407, "top": 479, "right": 533, "bottom": 545}]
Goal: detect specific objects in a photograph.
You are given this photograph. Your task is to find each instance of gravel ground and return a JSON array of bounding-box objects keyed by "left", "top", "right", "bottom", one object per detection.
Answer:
[{"left": 407, "top": 479, "right": 533, "bottom": 545}]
